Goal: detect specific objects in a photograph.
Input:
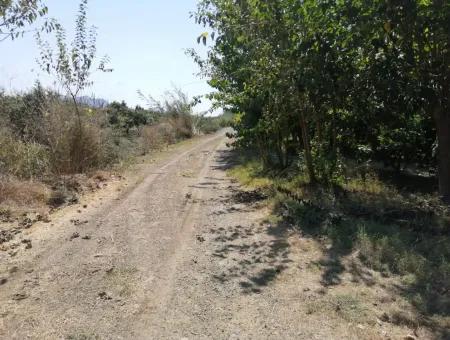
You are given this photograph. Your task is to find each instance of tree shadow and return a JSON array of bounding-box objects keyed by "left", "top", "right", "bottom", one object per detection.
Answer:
[
  {"left": 218, "top": 149, "right": 450, "bottom": 338},
  {"left": 208, "top": 184, "right": 292, "bottom": 294},
  {"left": 275, "top": 183, "right": 450, "bottom": 339},
  {"left": 375, "top": 168, "right": 438, "bottom": 195},
  {"left": 211, "top": 148, "right": 240, "bottom": 171}
]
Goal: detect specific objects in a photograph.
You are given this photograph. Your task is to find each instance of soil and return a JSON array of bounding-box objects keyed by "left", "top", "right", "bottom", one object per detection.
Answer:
[{"left": 0, "top": 131, "right": 431, "bottom": 339}]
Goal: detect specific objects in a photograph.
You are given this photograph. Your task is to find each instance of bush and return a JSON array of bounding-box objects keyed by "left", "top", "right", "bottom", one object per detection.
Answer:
[
  {"left": 0, "top": 132, "right": 50, "bottom": 179},
  {"left": 169, "top": 114, "right": 193, "bottom": 140},
  {"left": 42, "top": 102, "right": 108, "bottom": 174},
  {"left": 140, "top": 124, "right": 169, "bottom": 153}
]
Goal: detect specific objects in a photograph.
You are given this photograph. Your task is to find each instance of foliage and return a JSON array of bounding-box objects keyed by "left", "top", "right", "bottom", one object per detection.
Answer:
[
  {"left": 36, "top": 0, "right": 111, "bottom": 108},
  {"left": 0, "top": 85, "right": 222, "bottom": 180},
  {"left": 0, "top": 130, "right": 50, "bottom": 179},
  {"left": 0, "top": 82, "right": 48, "bottom": 142},
  {"left": 107, "top": 101, "right": 155, "bottom": 135},
  {"left": 192, "top": 0, "right": 449, "bottom": 198},
  {"left": 0, "top": 0, "right": 54, "bottom": 41},
  {"left": 35, "top": 0, "right": 111, "bottom": 172}
]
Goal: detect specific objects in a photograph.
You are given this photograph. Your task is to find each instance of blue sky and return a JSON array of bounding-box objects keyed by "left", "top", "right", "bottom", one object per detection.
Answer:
[{"left": 0, "top": 0, "right": 213, "bottom": 113}]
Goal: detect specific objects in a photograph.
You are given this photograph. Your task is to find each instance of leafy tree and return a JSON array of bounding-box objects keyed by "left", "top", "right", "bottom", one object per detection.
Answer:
[
  {"left": 0, "top": 0, "right": 53, "bottom": 41},
  {"left": 36, "top": 0, "right": 111, "bottom": 172},
  {"left": 193, "top": 0, "right": 447, "bottom": 200},
  {"left": 107, "top": 101, "right": 153, "bottom": 135}
]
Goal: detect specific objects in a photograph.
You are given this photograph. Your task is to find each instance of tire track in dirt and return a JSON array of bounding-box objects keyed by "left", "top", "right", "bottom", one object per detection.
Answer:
[
  {"left": 0, "top": 131, "right": 227, "bottom": 340},
  {"left": 133, "top": 140, "right": 224, "bottom": 336}
]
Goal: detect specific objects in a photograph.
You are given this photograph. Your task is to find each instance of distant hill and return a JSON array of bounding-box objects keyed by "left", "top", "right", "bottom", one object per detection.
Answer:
[{"left": 78, "top": 96, "right": 109, "bottom": 108}]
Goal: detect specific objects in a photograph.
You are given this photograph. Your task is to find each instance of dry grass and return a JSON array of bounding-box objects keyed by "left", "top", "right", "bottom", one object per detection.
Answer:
[
  {"left": 140, "top": 124, "right": 173, "bottom": 152},
  {"left": 0, "top": 177, "right": 50, "bottom": 210}
]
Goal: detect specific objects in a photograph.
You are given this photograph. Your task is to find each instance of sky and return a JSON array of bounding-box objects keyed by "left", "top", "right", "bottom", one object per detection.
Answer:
[{"left": 0, "top": 0, "right": 214, "bottom": 113}]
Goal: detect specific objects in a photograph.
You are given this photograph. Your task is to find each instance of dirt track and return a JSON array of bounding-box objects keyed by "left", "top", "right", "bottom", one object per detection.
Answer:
[{"left": 0, "top": 131, "right": 422, "bottom": 339}]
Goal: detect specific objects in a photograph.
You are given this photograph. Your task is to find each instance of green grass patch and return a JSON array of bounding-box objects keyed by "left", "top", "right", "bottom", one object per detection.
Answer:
[{"left": 228, "top": 159, "right": 274, "bottom": 189}]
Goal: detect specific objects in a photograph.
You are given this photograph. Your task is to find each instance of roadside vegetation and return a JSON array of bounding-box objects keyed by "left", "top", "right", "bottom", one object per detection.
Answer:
[
  {"left": 0, "top": 0, "right": 230, "bottom": 219},
  {"left": 193, "top": 0, "right": 450, "bottom": 337},
  {"left": 0, "top": 85, "right": 229, "bottom": 215}
]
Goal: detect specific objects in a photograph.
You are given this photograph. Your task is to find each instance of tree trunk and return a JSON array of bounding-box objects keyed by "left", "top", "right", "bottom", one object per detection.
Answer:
[
  {"left": 435, "top": 106, "right": 450, "bottom": 203},
  {"left": 300, "top": 111, "right": 316, "bottom": 183}
]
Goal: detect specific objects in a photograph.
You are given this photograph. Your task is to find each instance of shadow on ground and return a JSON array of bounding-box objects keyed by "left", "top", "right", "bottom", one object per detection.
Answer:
[
  {"left": 206, "top": 148, "right": 293, "bottom": 294},
  {"left": 209, "top": 222, "right": 292, "bottom": 294},
  {"left": 212, "top": 147, "right": 450, "bottom": 339},
  {"left": 275, "top": 179, "right": 450, "bottom": 338}
]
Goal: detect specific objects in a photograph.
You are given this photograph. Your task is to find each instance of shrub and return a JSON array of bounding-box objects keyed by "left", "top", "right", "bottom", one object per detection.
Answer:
[
  {"left": 169, "top": 114, "right": 193, "bottom": 140},
  {"left": 0, "top": 132, "right": 50, "bottom": 179},
  {"left": 42, "top": 102, "right": 106, "bottom": 174},
  {"left": 140, "top": 124, "right": 168, "bottom": 153}
]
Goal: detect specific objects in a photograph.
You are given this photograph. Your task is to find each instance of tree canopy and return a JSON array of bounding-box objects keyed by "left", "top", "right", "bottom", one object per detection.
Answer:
[
  {"left": 193, "top": 0, "right": 450, "bottom": 200},
  {"left": 0, "top": 0, "right": 52, "bottom": 41}
]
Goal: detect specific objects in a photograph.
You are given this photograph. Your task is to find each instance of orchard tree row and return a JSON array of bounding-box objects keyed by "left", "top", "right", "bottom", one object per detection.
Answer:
[{"left": 193, "top": 0, "right": 450, "bottom": 200}]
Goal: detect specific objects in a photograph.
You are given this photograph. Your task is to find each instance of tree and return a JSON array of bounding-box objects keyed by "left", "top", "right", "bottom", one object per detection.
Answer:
[
  {"left": 192, "top": 0, "right": 446, "bottom": 200},
  {"left": 36, "top": 0, "right": 111, "bottom": 172},
  {"left": 0, "top": 0, "right": 53, "bottom": 41},
  {"left": 107, "top": 101, "right": 152, "bottom": 135}
]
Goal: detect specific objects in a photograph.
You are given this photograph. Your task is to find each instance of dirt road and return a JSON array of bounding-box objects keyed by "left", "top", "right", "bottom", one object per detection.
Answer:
[{"left": 0, "top": 131, "right": 416, "bottom": 339}]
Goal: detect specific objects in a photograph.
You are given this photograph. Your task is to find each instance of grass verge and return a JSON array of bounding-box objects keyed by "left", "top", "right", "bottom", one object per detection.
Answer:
[{"left": 228, "top": 151, "right": 450, "bottom": 338}]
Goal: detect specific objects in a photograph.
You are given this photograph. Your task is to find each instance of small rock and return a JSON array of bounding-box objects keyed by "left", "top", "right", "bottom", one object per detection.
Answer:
[
  {"left": 0, "top": 278, "right": 7, "bottom": 285},
  {"left": 105, "top": 266, "right": 114, "bottom": 274},
  {"left": 9, "top": 266, "right": 19, "bottom": 274},
  {"left": 69, "top": 196, "right": 79, "bottom": 204},
  {"left": 37, "top": 214, "right": 51, "bottom": 223},
  {"left": 12, "top": 293, "right": 27, "bottom": 301},
  {"left": 380, "top": 295, "right": 396, "bottom": 303},
  {"left": 83, "top": 204, "right": 87, "bottom": 208},
  {"left": 81, "top": 235, "right": 91, "bottom": 240},
  {"left": 404, "top": 336, "right": 416, "bottom": 340},
  {"left": 20, "top": 218, "right": 33, "bottom": 229},
  {"left": 303, "top": 287, "right": 310, "bottom": 292},
  {"left": 185, "top": 193, "right": 192, "bottom": 199},
  {"left": 98, "top": 291, "right": 112, "bottom": 300},
  {"left": 21, "top": 239, "right": 32, "bottom": 249},
  {"left": 70, "top": 232, "right": 80, "bottom": 240},
  {"left": 196, "top": 235, "right": 205, "bottom": 243}
]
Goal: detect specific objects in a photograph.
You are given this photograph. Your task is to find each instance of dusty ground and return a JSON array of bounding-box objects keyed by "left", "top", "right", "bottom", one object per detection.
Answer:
[{"left": 0, "top": 131, "right": 431, "bottom": 339}]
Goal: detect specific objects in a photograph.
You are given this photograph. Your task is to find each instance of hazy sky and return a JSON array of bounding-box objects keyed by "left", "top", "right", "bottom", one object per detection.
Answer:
[{"left": 0, "top": 0, "right": 213, "bottom": 113}]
